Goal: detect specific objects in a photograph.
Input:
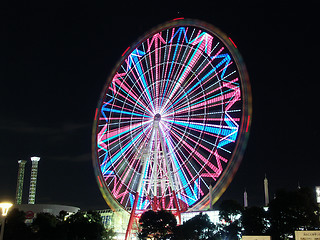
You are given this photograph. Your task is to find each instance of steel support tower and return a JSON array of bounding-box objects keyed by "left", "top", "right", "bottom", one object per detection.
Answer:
[
  {"left": 15, "top": 160, "right": 27, "bottom": 204},
  {"left": 28, "top": 157, "right": 40, "bottom": 204},
  {"left": 125, "top": 114, "right": 181, "bottom": 240}
]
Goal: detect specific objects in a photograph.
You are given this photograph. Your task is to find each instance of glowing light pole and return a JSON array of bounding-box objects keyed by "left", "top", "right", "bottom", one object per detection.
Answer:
[{"left": 0, "top": 202, "right": 13, "bottom": 240}]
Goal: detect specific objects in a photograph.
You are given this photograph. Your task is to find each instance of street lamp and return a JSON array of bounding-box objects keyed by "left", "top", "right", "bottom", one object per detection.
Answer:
[{"left": 0, "top": 202, "right": 13, "bottom": 240}]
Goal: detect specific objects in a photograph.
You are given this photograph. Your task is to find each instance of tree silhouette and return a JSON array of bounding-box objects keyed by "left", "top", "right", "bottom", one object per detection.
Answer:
[
  {"left": 4, "top": 208, "right": 32, "bottom": 240},
  {"left": 32, "top": 212, "right": 59, "bottom": 240},
  {"left": 268, "top": 187, "right": 320, "bottom": 240},
  {"left": 174, "top": 213, "right": 217, "bottom": 240},
  {"left": 242, "top": 206, "right": 268, "bottom": 235},
  {"left": 218, "top": 200, "right": 243, "bottom": 240},
  {"left": 64, "top": 210, "right": 110, "bottom": 240},
  {"left": 138, "top": 210, "right": 177, "bottom": 240}
]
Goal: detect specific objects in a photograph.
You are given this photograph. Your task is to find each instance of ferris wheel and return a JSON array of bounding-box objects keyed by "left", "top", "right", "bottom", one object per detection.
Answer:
[{"left": 92, "top": 18, "right": 251, "bottom": 237}]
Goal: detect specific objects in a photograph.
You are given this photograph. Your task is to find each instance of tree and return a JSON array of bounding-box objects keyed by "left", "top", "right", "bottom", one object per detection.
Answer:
[
  {"left": 218, "top": 200, "right": 243, "bottom": 240},
  {"left": 138, "top": 210, "right": 177, "bottom": 240},
  {"left": 174, "top": 213, "right": 218, "bottom": 240},
  {"left": 268, "top": 187, "right": 320, "bottom": 240},
  {"left": 4, "top": 208, "right": 32, "bottom": 240},
  {"left": 31, "top": 212, "right": 59, "bottom": 240},
  {"left": 242, "top": 206, "right": 268, "bottom": 235},
  {"left": 64, "top": 210, "right": 111, "bottom": 240},
  {"left": 218, "top": 200, "right": 242, "bottom": 223}
]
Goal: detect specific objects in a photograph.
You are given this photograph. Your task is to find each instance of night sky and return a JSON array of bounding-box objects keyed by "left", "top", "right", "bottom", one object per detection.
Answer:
[{"left": 1, "top": 0, "right": 319, "bottom": 210}]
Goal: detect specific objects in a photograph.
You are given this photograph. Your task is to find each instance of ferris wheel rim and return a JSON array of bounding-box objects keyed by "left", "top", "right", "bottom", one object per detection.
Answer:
[{"left": 92, "top": 18, "right": 252, "bottom": 213}]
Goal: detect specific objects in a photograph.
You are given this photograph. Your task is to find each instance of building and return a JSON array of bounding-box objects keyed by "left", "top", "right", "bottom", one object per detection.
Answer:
[{"left": 14, "top": 204, "right": 80, "bottom": 223}]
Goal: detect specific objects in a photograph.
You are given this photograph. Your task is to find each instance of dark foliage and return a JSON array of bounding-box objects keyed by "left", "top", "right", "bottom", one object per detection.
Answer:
[
  {"left": 218, "top": 199, "right": 243, "bottom": 224},
  {"left": 218, "top": 199, "right": 243, "bottom": 240},
  {"left": 138, "top": 210, "right": 177, "bottom": 240},
  {"left": 2, "top": 209, "right": 114, "bottom": 240},
  {"left": 242, "top": 206, "right": 268, "bottom": 235},
  {"left": 174, "top": 213, "right": 217, "bottom": 240},
  {"left": 268, "top": 187, "right": 320, "bottom": 240},
  {"left": 64, "top": 210, "right": 108, "bottom": 240},
  {"left": 3, "top": 208, "right": 32, "bottom": 240}
]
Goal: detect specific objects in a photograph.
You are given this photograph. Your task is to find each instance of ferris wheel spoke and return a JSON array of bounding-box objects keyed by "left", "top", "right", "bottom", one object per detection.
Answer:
[
  {"left": 163, "top": 31, "right": 213, "bottom": 109},
  {"left": 164, "top": 87, "right": 235, "bottom": 118},
  {"left": 123, "top": 65, "right": 154, "bottom": 114},
  {"left": 130, "top": 52, "right": 155, "bottom": 112},
  {"left": 111, "top": 80, "right": 153, "bottom": 116},
  {"left": 168, "top": 121, "right": 219, "bottom": 152},
  {"left": 161, "top": 49, "right": 216, "bottom": 112},
  {"left": 101, "top": 124, "right": 153, "bottom": 175},
  {"left": 160, "top": 27, "right": 186, "bottom": 106},
  {"left": 163, "top": 49, "right": 233, "bottom": 114},
  {"left": 169, "top": 127, "right": 225, "bottom": 181},
  {"left": 117, "top": 68, "right": 151, "bottom": 111},
  {"left": 163, "top": 65, "right": 221, "bottom": 115},
  {"left": 102, "top": 120, "right": 151, "bottom": 143},
  {"left": 163, "top": 134, "right": 200, "bottom": 205}
]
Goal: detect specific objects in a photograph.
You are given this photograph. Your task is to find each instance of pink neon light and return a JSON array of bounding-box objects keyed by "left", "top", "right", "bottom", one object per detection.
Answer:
[
  {"left": 166, "top": 31, "right": 211, "bottom": 102},
  {"left": 170, "top": 128, "right": 222, "bottom": 177},
  {"left": 162, "top": 28, "right": 175, "bottom": 89},
  {"left": 246, "top": 115, "right": 250, "bottom": 132},
  {"left": 98, "top": 176, "right": 103, "bottom": 188},
  {"left": 112, "top": 72, "right": 151, "bottom": 112},
  {"left": 102, "top": 122, "right": 145, "bottom": 141},
  {"left": 108, "top": 133, "right": 151, "bottom": 201},
  {"left": 94, "top": 108, "right": 98, "bottom": 121},
  {"left": 122, "top": 46, "right": 130, "bottom": 56},
  {"left": 225, "top": 88, "right": 241, "bottom": 111},
  {"left": 228, "top": 37, "right": 237, "bottom": 48},
  {"left": 173, "top": 17, "right": 184, "bottom": 21},
  {"left": 190, "top": 32, "right": 213, "bottom": 55},
  {"left": 163, "top": 59, "right": 235, "bottom": 114},
  {"left": 163, "top": 77, "right": 240, "bottom": 118}
]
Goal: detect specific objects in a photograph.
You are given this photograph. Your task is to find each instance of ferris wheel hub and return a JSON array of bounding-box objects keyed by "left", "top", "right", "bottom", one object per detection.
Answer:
[{"left": 154, "top": 113, "right": 161, "bottom": 122}]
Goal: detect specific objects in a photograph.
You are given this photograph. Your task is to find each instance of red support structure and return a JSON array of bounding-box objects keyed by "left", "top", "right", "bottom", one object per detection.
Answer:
[
  {"left": 125, "top": 192, "right": 140, "bottom": 240},
  {"left": 172, "top": 190, "right": 181, "bottom": 224}
]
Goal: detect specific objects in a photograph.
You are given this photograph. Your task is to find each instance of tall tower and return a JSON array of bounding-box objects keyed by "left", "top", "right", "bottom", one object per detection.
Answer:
[
  {"left": 28, "top": 157, "right": 40, "bottom": 204},
  {"left": 15, "top": 160, "right": 27, "bottom": 204},
  {"left": 244, "top": 188, "right": 248, "bottom": 208},
  {"left": 264, "top": 175, "right": 269, "bottom": 206}
]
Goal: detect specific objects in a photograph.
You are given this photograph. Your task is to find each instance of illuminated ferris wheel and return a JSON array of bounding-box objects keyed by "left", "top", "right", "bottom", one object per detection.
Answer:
[{"left": 92, "top": 18, "right": 251, "bottom": 237}]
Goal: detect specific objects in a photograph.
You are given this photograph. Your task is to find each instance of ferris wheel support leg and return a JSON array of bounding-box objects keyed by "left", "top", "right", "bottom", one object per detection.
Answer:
[
  {"left": 125, "top": 132, "right": 154, "bottom": 240},
  {"left": 125, "top": 192, "right": 140, "bottom": 240},
  {"left": 172, "top": 190, "right": 181, "bottom": 224},
  {"left": 153, "top": 196, "right": 158, "bottom": 210},
  {"left": 158, "top": 129, "right": 182, "bottom": 223}
]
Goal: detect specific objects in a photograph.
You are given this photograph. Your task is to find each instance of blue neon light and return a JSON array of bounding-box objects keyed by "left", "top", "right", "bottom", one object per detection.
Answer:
[
  {"left": 161, "top": 27, "right": 187, "bottom": 106},
  {"left": 169, "top": 27, "right": 188, "bottom": 44},
  {"left": 129, "top": 192, "right": 134, "bottom": 209},
  {"left": 102, "top": 107, "right": 150, "bottom": 118},
  {"left": 127, "top": 49, "right": 155, "bottom": 111},
  {"left": 165, "top": 136, "right": 197, "bottom": 205},
  {"left": 177, "top": 32, "right": 208, "bottom": 84},
  {"left": 101, "top": 99, "right": 113, "bottom": 120},
  {"left": 218, "top": 114, "right": 238, "bottom": 148},
  {"left": 167, "top": 119, "right": 237, "bottom": 138},
  {"left": 166, "top": 53, "right": 232, "bottom": 112},
  {"left": 101, "top": 127, "right": 148, "bottom": 173},
  {"left": 102, "top": 121, "right": 150, "bottom": 143}
]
